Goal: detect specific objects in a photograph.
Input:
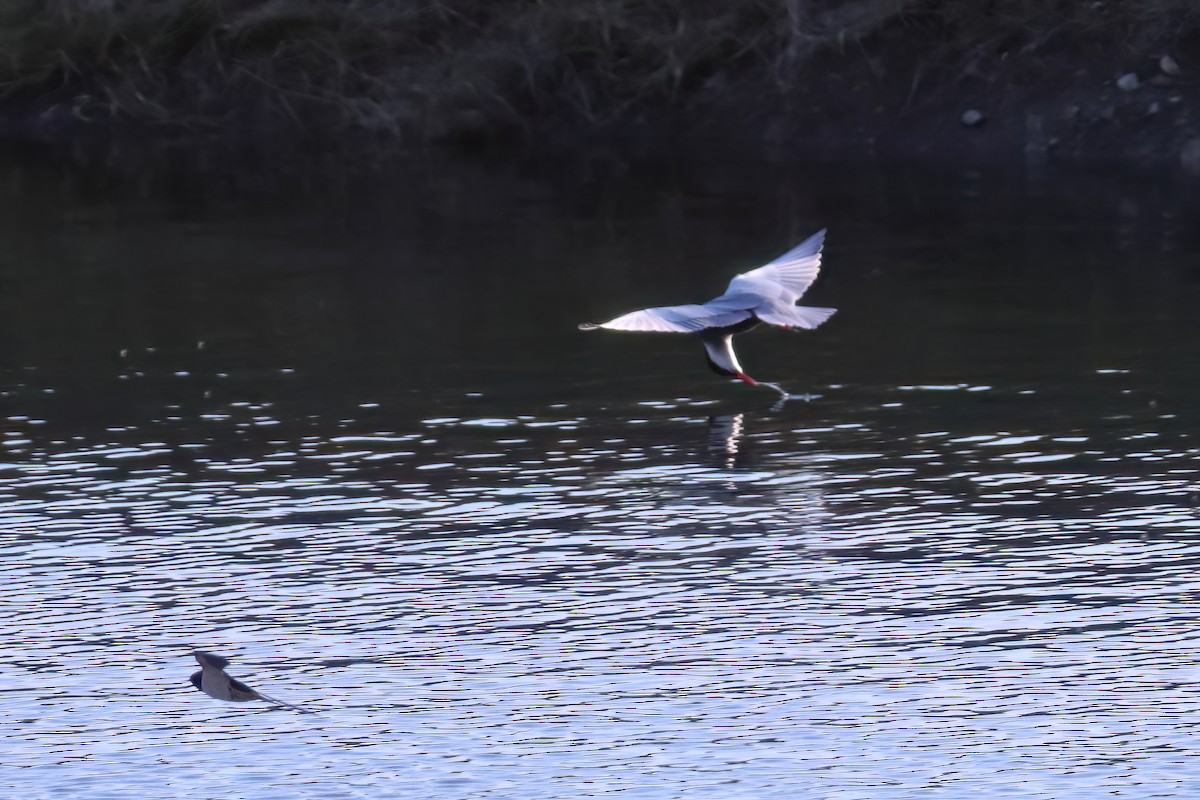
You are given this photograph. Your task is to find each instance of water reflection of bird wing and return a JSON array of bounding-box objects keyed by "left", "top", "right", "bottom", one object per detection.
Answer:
[
  {"left": 580, "top": 415, "right": 828, "bottom": 546},
  {"left": 700, "top": 413, "right": 828, "bottom": 521},
  {"left": 706, "top": 413, "right": 745, "bottom": 465}
]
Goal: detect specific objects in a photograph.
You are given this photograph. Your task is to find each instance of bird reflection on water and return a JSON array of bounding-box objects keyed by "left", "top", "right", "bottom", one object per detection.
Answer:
[{"left": 706, "top": 413, "right": 746, "bottom": 469}]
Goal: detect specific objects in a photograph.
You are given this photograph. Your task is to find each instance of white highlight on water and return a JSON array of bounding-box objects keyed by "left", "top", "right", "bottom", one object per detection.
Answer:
[{"left": 757, "top": 381, "right": 821, "bottom": 411}]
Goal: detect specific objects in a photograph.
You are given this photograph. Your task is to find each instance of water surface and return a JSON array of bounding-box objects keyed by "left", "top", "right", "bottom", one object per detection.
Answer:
[{"left": 3, "top": 150, "right": 1199, "bottom": 798}]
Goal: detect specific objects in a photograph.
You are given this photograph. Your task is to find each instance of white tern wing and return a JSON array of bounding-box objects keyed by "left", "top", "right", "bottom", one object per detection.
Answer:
[
  {"left": 580, "top": 303, "right": 752, "bottom": 333},
  {"left": 753, "top": 303, "right": 837, "bottom": 330},
  {"left": 726, "top": 228, "right": 826, "bottom": 303}
]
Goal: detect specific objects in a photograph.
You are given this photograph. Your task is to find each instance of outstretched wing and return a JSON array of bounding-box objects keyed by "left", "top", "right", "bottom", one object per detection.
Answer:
[
  {"left": 580, "top": 303, "right": 752, "bottom": 333},
  {"left": 727, "top": 228, "right": 826, "bottom": 303},
  {"left": 754, "top": 304, "right": 837, "bottom": 330},
  {"left": 194, "top": 651, "right": 231, "bottom": 670}
]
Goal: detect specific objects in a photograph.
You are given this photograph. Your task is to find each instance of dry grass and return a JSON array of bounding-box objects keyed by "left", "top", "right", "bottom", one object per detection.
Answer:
[{"left": 0, "top": 0, "right": 1197, "bottom": 142}]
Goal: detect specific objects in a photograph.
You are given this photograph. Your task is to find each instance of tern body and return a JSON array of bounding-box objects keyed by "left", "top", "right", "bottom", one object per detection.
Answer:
[{"left": 580, "top": 229, "right": 835, "bottom": 384}]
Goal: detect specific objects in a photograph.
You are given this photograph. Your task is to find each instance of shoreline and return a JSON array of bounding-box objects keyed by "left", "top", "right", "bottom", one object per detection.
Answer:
[{"left": 3, "top": 2, "right": 1198, "bottom": 172}]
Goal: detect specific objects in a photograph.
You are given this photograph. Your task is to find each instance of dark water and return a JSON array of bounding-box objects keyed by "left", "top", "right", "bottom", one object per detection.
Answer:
[{"left": 3, "top": 147, "right": 1200, "bottom": 798}]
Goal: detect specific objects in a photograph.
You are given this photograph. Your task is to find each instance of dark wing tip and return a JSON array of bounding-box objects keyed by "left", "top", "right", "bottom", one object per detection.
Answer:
[{"left": 194, "top": 651, "right": 231, "bottom": 669}]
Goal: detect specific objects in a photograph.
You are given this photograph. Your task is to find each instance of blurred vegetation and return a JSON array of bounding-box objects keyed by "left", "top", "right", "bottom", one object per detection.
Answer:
[{"left": 0, "top": 0, "right": 1197, "bottom": 142}]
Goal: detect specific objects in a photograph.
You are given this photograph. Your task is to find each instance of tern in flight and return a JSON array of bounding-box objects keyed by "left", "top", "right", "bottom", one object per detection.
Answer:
[
  {"left": 190, "top": 651, "right": 310, "bottom": 712},
  {"left": 580, "top": 229, "right": 835, "bottom": 386}
]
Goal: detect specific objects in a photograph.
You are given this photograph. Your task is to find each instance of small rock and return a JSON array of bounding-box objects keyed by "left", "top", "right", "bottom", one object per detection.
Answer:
[
  {"left": 1160, "top": 54, "right": 1182, "bottom": 76},
  {"left": 1147, "top": 101, "right": 1161, "bottom": 116},
  {"left": 1182, "top": 139, "right": 1200, "bottom": 175},
  {"left": 1024, "top": 113, "right": 1048, "bottom": 160},
  {"left": 1116, "top": 72, "right": 1140, "bottom": 91},
  {"left": 961, "top": 109, "right": 985, "bottom": 127},
  {"left": 702, "top": 71, "right": 728, "bottom": 95}
]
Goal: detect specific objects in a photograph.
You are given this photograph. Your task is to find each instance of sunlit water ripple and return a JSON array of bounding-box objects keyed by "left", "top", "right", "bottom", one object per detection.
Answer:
[
  {"left": 5, "top": 381, "right": 1199, "bottom": 798},
  {"left": 3, "top": 154, "right": 1200, "bottom": 798}
]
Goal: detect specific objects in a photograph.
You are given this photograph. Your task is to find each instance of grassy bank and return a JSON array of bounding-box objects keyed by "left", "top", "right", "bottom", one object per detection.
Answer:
[{"left": 2, "top": 1, "right": 1199, "bottom": 155}]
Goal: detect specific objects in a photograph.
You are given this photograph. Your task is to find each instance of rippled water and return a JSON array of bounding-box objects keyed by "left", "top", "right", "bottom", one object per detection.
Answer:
[{"left": 3, "top": 150, "right": 1200, "bottom": 798}]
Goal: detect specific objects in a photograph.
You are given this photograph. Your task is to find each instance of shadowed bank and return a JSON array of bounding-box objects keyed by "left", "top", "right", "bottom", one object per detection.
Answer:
[{"left": 3, "top": 0, "right": 1200, "bottom": 165}]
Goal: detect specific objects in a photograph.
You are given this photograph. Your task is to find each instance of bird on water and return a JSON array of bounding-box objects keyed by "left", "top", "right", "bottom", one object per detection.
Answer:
[
  {"left": 189, "top": 651, "right": 310, "bottom": 712},
  {"left": 579, "top": 229, "right": 835, "bottom": 387}
]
